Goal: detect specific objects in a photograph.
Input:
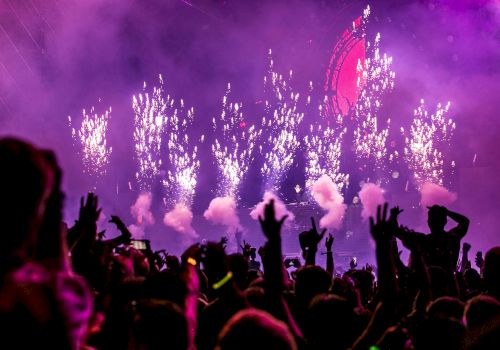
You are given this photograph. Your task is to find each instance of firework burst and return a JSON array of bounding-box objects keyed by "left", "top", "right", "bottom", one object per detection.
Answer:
[
  {"left": 401, "top": 99, "right": 456, "bottom": 188},
  {"left": 69, "top": 105, "right": 112, "bottom": 178},
  {"left": 132, "top": 74, "right": 171, "bottom": 191},
  {"left": 261, "top": 49, "right": 304, "bottom": 191},
  {"left": 353, "top": 30, "right": 396, "bottom": 177},
  {"left": 163, "top": 100, "right": 202, "bottom": 207},
  {"left": 304, "top": 114, "right": 349, "bottom": 191},
  {"left": 212, "top": 83, "right": 261, "bottom": 200}
]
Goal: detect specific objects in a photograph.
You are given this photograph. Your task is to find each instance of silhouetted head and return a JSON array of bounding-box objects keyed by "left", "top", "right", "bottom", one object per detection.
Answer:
[
  {"left": 0, "top": 138, "right": 55, "bottom": 265},
  {"left": 464, "top": 295, "right": 500, "bottom": 329},
  {"left": 216, "top": 309, "right": 296, "bottom": 350},
  {"left": 228, "top": 253, "right": 249, "bottom": 291},
  {"left": 426, "top": 296, "right": 464, "bottom": 321},
  {"left": 345, "top": 269, "right": 375, "bottom": 306},
  {"left": 414, "top": 316, "right": 465, "bottom": 350},
  {"left": 483, "top": 246, "right": 500, "bottom": 297},
  {"left": 295, "top": 266, "right": 332, "bottom": 309},
  {"left": 463, "top": 268, "right": 481, "bottom": 291},
  {"left": 131, "top": 300, "right": 189, "bottom": 350},
  {"left": 305, "top": 294, "right": 359, "bottom": 350},
  {"left": 427, "top": 205, "right": 448, "bottom": 233}
]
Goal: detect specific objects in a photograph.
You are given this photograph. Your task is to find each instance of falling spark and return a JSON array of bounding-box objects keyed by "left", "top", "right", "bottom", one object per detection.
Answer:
[
  {"left": 163, "top": 99, "right": 201, "bottom": 207},
  {"left": 261, "top": 49, "right": 304, "bottom": 191},
  {"left": 401, "top": 99, "right": 456, "bottom": 189},
  {"left": 69, "top": 105, "right": 112, "bottom": 178},
  {"left": 304, "top": 115, "right": 349, "bottom": 191},
  {"left": 132, "top": 74, "right": 170, "bottom": 191},
  {"left": 353, "top": 28, "right": 395, "bottom": 177},
  {"left": 212, "top": 83, "right": 261, "bottom": 200}
]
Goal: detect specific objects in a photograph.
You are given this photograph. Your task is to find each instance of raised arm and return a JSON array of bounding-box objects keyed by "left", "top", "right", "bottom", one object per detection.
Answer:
[
  {"left": 351, "top": 204, "right": 399, "bottom": 350},
  {"left": 107, "top": 215, "right": 132, "bottom": 247},
  {"left": 325, "top": 234, "right": 334, "bottom": 277},
  {"left": 460, "top": 242, "right": 472, "bottom": 272},
  {"left": 447, "top": 208, "right": 470, "bottom": 238},
  {"left": 299, "top": 217, "right": 326, "bottom": 266},
  {"left": 259, "top": 200, "right": 303, "bottom": 340}
]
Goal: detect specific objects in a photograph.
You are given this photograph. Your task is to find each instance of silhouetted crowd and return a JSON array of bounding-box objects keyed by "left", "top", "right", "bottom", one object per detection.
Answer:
[{"left": 0, "top": 137, "right": 499, "bottom": 350}]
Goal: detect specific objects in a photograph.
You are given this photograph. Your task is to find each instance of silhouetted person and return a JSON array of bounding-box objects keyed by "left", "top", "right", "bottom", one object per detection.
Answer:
[
  {"left": 483, "top": 246, "right": 500, "bottom": 301},
  {"left": 0, "top": 138, "right": 91, "bottom": 350},
  {"left": 396, "top": 205, "right": 470, "bottom": 272},
  {"left": 216, "top": 309, "right": 296, "bottom": 350}
]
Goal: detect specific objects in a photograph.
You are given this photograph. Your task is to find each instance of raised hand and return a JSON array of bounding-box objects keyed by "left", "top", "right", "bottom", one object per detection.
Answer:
[
  {"left": 109, "top": 215, "right": 125, "bottom": 229},
  {"left": 390, "top": 206, "right": 404, "bottom": 218},
  {"left": 463, "top": 242, "right": 472, "bottom": 253},
  {"left": 299, "top": 217, "right": 327, "bottom": 251},
  {"left": 79, "top": 192, "right": 101, "bottom": 226},
  {"left": 241, "top": 240, "right": 253, "bottom": 258},
  {"left": 258, "top": 246, "right": 266, "bottom": 260},
  {"left": 109, "top": 215, "right": 132, "bottom": 241},
  {"left": 258, "top": 199, "right": 288, "bottom": 241},
  {"left": 369, "top": 203, "right": 391, "bottom": 242},
  {"left": 475, "top": 251, "right": 483, "bottom": 269},
  {"left": 325, "top": 233, "right": 334, "bottom": 252}
]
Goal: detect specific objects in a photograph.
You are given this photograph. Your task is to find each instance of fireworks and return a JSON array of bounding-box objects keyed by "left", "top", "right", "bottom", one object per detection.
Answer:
[
  {"left": 401, "top": 99, "right": 455, "bottom": 188},
  {"left": 132, "top": 74, "right": 171, "bottom": 191},
  {"left": 304, "top": 115, "right": 349, "bottom": 191},
  {"left": 163, "top": 100, "right": 201, "bottom": 207},
  {"left": 69, "top": 105, "right": 112, "bottom": 178},
  {"left": 261, "top": 49, "right": 304, "bottom": 191},
  {"left": 353, "top": 31, "right": 396, "bottom": 174},
  {"left": 212, "top": 83, "right": 261, "bottom": 199}
]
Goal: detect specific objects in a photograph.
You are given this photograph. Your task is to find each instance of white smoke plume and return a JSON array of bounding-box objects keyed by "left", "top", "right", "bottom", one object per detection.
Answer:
[
  {"left": 128, "top": 192, "right": 155, "bottom": 238},
  {"left": 420, "top": 182, "right": 457, "bottom": 207},
  {"left": 130, "top": 192, "right": 155, "bottom": 225},
  {"left": 164, "top": 203, "right": 198, "bottom": 243},
  {"left": 311, "top": 175, "right": 346, "bottom": 230},
  {"left": 204, "top": 196, "right": 241, "bottom": 234},
  {"left": 359, "top": 183, "right": 386, "bottom": 221},
  {"left": 250, "top": 191, "right": 295, "bottom": 222}
]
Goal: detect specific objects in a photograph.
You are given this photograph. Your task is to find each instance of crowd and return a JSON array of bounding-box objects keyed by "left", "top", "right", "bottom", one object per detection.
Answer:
[{"left": 0, "top": 137, "right": 499, "bottom": 349}]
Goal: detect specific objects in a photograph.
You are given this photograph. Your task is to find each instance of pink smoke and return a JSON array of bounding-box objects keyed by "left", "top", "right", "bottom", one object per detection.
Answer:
[
  {"left": 164, "top": 203, "right": 198, "bottom": 243},
  {"left": 204, "top": 196, "right": 241, "bottom": 234},
  {"left": 128, "top": 192, "right": 155, "bottom": 239},
  {"left": 130, "top": 192, "right": 155, "bottom": 225},
  {"left": 250, "top": 191, "right": 295, "bottom": 222},
  {"left": 311, "top": 175, "right": 346, "bottom": 229},
  {"left": 359, "top": 183, "right": 386, "bottom": 221},
  {"left": 420, "top": 182, "right": 458, "bottom": 207}
]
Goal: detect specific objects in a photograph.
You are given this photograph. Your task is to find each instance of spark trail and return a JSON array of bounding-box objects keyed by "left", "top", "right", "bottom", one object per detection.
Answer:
[
  {"left": 401, "top": 99, "right": 456, "bottom": 188},
  {"left": 163, "top": 100, "right": 201, "bottom": 207},
  {"left": 212, "top": 83, "right": 261, "bottom": 200},
  {"left": 132, "top": 74, "right": 171, "bottom": 191},
  {"left": 261, "top": 49, "right": 304, "bottom": 191},
  {"left": 353, "top": 28, "right": 396, "bottom": 177},
  {"left": 69, "top": 104, "right": 112, "bottom": 178},
  {"left": 304, "top": 115, "right": 349, "bottom": 191}
]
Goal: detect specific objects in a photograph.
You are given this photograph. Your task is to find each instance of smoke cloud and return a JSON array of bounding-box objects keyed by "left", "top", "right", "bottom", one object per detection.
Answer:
[
  {"left": 130, "top": 192, "right": 155, "bottom": 225},
  {"left": 163, "top": 203, "right": 198, "bottom": 243},
  {"left": 359, "top": 183, "right": 386, "bottom": 221},
  {"left": 128, "top": 192, "right": 155, "bottom": 238},
  {"left": 311, "top": 175, "right": 346, "bottom": 230},
  {"left": 420, "top": 182, "right": 458, "bottom": 208},
  {"left": 204, "top": 196, "right": 242, "bottom": 234},
  {"left": 250, "top": 191, "right": 295, "bottom": 223}
]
